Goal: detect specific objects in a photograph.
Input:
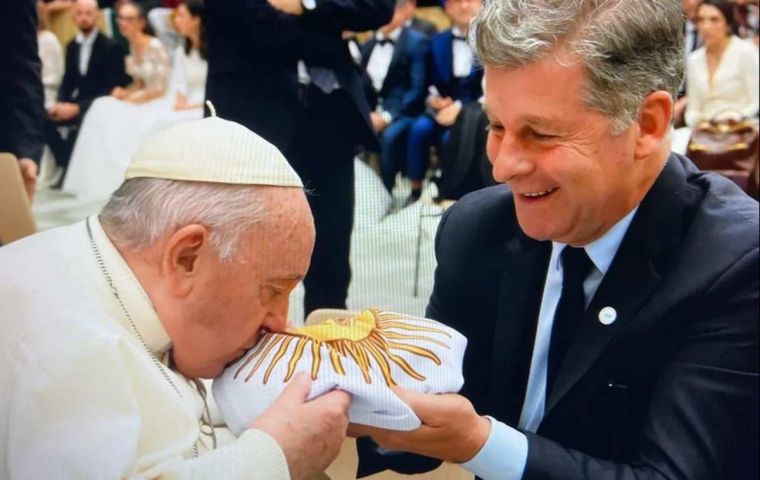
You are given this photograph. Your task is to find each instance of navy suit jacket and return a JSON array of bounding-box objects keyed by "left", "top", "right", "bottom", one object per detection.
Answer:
[
  {"left": 427, "top": 154, "right": 759, "bottom": 478},
  {"left": 0, "top": 0, "right": 45, "bottom": 161},
  {"left": 428, "top": 29, "right": 482, "bottom": 104},
  {"left": 360, "top": 27, "right": 429, "bottom": 120},
  {"left": 59, "top": 32, "right": 129, "bottom": 119},
  {"left": 204, "top": 0, "right": 394, "bottom": 152}
]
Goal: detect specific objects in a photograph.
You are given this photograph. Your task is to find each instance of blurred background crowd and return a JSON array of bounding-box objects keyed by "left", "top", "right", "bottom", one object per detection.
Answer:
[{"left": 1, "top": 0, "right": 759, "bottom": 320}]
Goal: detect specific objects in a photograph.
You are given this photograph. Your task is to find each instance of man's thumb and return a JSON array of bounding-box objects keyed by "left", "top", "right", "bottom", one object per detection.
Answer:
[{"left": 276, "top": 371, "right": 313, "bottom": 406}]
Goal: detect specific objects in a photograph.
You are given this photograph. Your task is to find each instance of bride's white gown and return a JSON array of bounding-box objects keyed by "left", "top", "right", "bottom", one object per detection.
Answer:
[{"left": 64, "top": 43, "right": 208, "bottom": 200}]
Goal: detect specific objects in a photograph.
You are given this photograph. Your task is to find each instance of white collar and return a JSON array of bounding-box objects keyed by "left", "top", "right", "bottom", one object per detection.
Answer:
[
  {"left": 377, "top": 27, "right": 402, "bottom": 43},
  {"left": 452, "top": 26, "right": 467, "bottom": 39},
  {"left": 550, "top": 206, "right": 639, "bottom": 275},
  {"left": 76, "top": 29, "right": 98, "bottom": 45},
  {"left": 88, "top": 215, "right": 172, "bottom": 357}
]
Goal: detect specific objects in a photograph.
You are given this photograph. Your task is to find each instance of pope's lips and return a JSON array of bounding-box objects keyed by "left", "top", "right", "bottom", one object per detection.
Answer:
[{"left": 516, "top": 187, "right": 559, "bottom": 201}]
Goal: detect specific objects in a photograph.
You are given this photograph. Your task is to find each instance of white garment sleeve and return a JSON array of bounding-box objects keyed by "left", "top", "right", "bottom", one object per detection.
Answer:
[
  {"left": 6, "top": 335, "right": 289, "bottom": 479},
  {"left": 684, "top": 54, "right": 704, "bottom": 128},
  {"left": 171, "top": 47, "right": 189, "bottom": 96},
  {"left": 460, "top": 417, "right": 528, "bottom": 480},
  {"left": 739, "top": 45, "right": 759, "bottom": 120}
]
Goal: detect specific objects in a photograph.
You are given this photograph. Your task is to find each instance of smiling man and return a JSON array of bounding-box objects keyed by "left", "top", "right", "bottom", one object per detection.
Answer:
[
  {"left": 0, "top": 116, "right": 352, "bottom": 479},
  {"left": 353, "top": 1, "right": 759, "bottom": 479}
]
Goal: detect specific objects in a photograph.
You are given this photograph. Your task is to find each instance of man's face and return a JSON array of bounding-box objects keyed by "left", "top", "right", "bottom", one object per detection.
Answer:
[
  {"left": 484, "top": 55, "right": 642, "bottom": 246},
  {"left": 682, "top": 0, "right": 701, "bottom": 20},
  {"left": 444, "top": 0, "right": 482, "bottom": 30},
  {"left": 170, "top": 188, "right": 316, "bottom": 379},
  {"left": 72, "top": 0, "right": 99, "bottom": 33}
]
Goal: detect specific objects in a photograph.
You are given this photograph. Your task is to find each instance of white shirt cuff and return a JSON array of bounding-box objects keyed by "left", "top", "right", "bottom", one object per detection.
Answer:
[{"left": 460, "top": 417, "right": 527, "bottom": 480}]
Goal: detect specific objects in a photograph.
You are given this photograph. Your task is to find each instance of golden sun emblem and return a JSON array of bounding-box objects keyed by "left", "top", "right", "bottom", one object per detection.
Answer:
[{"left": 234, "top": 309, "right": 452, "bottom": 387}]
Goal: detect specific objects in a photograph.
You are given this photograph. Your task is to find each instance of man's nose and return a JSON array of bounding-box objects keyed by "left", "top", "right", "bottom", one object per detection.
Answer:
[
  {"left": 491, "top": 135, "right": 533, "bottom": 183},
  {"left": 262, "top": 304, "right": 289, "bottom": 332}
]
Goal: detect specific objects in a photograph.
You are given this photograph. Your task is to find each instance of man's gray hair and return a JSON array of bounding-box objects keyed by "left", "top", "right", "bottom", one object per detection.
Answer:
[
  {"left": 100, "top": 178, "right": 272, "bottom": 262},
  {"left": 473, "top": 0, "right": 685, "bottom": 132}
]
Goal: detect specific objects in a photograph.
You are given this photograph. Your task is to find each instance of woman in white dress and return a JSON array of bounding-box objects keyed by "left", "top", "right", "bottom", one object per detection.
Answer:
[
  {"left": 684, "top": 0, "right": 760, "bottom": 128},
  {"left": 37, "top": 6, "right": 64, "bottom": 110},
  {"left": 64, "top": 1, "right": 206, "bottom": 200}
]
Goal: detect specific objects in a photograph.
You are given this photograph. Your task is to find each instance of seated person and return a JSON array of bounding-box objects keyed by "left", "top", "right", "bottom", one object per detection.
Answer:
[
  {"left": 360, "top": 0, "right": 430, "bottom": 198},
  {"left": 685, "top": 0, "right": 759, "bottom": 127},
  {"left": 64, "top": 0, "right": 206, "bottom": 200},
  {"left": 45, "top": 0, "right": 129, "bottom": 181},
  {"left": 406, "top": 0, "right": 483, "bottom": 205}
]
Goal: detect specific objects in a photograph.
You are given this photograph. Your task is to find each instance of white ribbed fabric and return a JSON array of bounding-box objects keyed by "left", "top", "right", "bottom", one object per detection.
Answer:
[
  {"left": 213, "top": 309, "right": 467, "bottom": 434},
  {"left": 126, "top": 115, "right": 303, "bottom": 187}
]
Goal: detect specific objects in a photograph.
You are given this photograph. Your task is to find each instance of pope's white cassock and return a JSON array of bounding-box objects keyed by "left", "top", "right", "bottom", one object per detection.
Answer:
[
  {"left": 0, "top": 114, "right": 305, "bottom": 479},
  {"left": 0, "top": 216, "right": 288, "bottom": 478}
]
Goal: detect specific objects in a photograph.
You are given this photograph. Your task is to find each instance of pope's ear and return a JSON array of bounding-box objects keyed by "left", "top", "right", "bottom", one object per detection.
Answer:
[
  {"left": 634, "top": 90, "right": 673, "bottom": 160},
  {"left": 161, "top": 224, "right": 210, "bottom": 297}
]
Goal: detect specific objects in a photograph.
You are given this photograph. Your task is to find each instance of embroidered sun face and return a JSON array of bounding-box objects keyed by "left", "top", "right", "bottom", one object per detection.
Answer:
[{"left": 233, "top": 309, "right": 452, "bottom": 387}]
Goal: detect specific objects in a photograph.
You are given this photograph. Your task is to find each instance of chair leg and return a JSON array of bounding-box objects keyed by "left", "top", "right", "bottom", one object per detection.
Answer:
[{"left": 413, "top": 200, "right": 426, "bottom": 297}]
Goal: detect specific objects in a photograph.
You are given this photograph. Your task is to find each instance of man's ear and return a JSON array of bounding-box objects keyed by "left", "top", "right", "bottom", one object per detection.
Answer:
[
  {"left": 634, "top": 90, "right": 673, "bottom": 160},
  {"left": 161, "top": 224, "right": 211, "bottom": 297}
]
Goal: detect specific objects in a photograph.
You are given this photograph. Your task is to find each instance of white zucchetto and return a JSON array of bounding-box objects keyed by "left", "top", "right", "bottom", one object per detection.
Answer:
[{"left": 125, "top": 108, "right": 303, "bottom": 188}]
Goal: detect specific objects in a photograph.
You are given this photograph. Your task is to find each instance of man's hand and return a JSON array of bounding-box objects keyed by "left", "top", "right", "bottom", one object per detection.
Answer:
[
  {"left": 348, "top": 387, "right": 491, "bottom": 464},
  {"left": 111, "top": 86, "right": 128, "bottom": 100},
  {"left": 251, "top": 373, "right": 351, "bottom": 480},
  {"left": 17, "top": 158, "right": 38, "bottom": 202},
  {"left": 370, "top": 112, "right": 389, "bottom": 132},
  {"left": 267, "top": 0, "right": 304, "bottom": 15},
  {"left": 48, "top": 102, "right": 80, "bottom": 121},
  {"left": 435, "top": 102, "right": 462, "bottom": 127},
  {"left": 428, "top": 95, "right": 453, "bottom": 112}
]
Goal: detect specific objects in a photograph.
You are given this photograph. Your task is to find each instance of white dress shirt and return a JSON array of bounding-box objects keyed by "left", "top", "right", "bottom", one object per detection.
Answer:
[
  {"left": 366, "top": 28, "right": 402, "bottom": 93},
  {"left": 451, "top": 26, "right": 473, "bottom": 78},
  {"left": 76, "top": 30, "right": 99, "bottom": 76},
  {"left": 462, "top": 207, "right": 639, "bottom": 480}
]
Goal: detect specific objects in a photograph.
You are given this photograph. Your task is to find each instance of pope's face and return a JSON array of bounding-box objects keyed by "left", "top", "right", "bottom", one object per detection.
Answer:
[
  {"left": 170, "top": 188, "right": 315, "bottom": 379},
  {"left": 484, "top": 55, "right": 641, "bottom": 246}
]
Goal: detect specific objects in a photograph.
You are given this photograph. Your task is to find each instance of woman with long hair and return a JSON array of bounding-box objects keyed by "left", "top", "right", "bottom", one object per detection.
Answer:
[
  {"left": 685, "top": 0, "right": 759, "bottom": 127},
  {"left": 171, "top": 0, "right": 207, "bottom": 111}
]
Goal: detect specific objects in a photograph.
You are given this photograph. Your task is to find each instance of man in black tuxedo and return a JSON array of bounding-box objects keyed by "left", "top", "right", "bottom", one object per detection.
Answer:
[
  {"left": 0, "top": 0, "right": 45, "bottom": 201},
  {"left": 352, "top": 1, "right": 759, "bottom": 479},
  {"left": 361, "top": 0, "right": 430, "bottom": 197},
  {"left": 205, "top": 0, "right": 394, "bottom": 315},
  {"left": 45, "top": 0, "right": 128, "bottom": 178}
]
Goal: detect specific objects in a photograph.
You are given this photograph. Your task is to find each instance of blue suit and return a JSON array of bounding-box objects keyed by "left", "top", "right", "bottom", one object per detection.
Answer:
[
  {"left": 407, "top": 29, "right": 483, "bottom": 182},
  {"left": 361, "top": 27, "right": 429, "bottom": 192}
]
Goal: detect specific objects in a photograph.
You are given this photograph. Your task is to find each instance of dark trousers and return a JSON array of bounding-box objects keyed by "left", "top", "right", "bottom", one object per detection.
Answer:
[
  {"left": 206, "top": 74, "right": 357, "bottom": 316},
  {"left": 379, "top": 116, "right": 414, "bottom": 193},
  {"left": 283, "top": 88, "right": 356, "bottom": 315},
  {"left": 43, "top": 119, "right": 79, "bottom": 170}
]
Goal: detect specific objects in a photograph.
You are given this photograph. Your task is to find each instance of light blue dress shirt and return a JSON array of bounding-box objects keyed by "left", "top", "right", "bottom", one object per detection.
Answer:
[{"left": 461, "top": 207, "right": 638, "bottom": 480}]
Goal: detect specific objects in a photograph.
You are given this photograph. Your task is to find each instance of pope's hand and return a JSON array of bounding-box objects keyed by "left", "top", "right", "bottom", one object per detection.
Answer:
[
  {"left": 251, "top": 373, "right": 351, "bottom": 480},
  {"left": 267, "top": 0, "right": 304, "bottom": 15},
  {"left": 348, "top": 386, "right": 491, "bottom": 464}
]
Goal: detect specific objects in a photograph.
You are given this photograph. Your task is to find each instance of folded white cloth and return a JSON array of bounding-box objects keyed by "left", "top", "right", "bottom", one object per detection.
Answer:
[{"left": 213, "top": 309, "right": 467, "bottom": 434}]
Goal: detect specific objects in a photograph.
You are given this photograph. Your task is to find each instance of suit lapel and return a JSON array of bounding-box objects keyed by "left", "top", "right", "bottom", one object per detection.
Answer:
[
  {"left": 544, "top": 156, "right": 693, "bottom": 414},
  {"left": 490, "top": 231, "right": 551, "bottom": 424},
  {"left": 381, "top": 28, "right": 408, "bottom": 94}
]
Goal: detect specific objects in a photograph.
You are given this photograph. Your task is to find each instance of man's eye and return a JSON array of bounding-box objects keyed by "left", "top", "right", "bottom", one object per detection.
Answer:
[
  {"left": 486, "top": 123, "right": 504, "bottom": 133},
  {"left": 528, "top": 129, "right": 557, "bottom": 140}
]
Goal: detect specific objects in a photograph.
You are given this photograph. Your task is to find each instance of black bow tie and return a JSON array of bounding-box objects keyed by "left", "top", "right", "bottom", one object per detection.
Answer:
[
  {"left": 377, "top": 37, "right": 395, "bottom": 46},
  {"left": 453, "top": 34, "right": 467, "bottom": 42}
]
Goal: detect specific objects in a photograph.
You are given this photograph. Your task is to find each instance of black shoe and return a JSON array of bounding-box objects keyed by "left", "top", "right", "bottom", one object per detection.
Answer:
[{"left": 401, "top": 192, "right": 421, "bottom": 209}]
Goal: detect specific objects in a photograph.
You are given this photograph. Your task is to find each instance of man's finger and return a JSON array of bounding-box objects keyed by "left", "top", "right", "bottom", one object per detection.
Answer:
[
  {"left": 311, "top": 389, "right": 352, "bottom": 413},
  {"left": 276, "top": 371, "right": 312, "bottom": 406},
  {"left": 390, "top": 386, "right": 457, "bottom": 424}
]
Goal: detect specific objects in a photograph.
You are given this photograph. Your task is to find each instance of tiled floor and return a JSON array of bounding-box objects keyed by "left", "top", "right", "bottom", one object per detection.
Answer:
[{"left": 32, "top": 159, "right": 443, "bottom": 324}]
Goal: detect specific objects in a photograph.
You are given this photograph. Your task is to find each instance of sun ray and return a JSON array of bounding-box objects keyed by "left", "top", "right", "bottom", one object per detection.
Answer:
[
  {"left": 234, "top": 334, "right": 274, "bottom": 379},
  {"left": 285, "top": 338, "right": 309, "bottom": 382},
  {"left": 364, "top": 341, "right": 396, "bottom": 386},
  {"left": 263, "top": 336, "right": 294, "bottom": 384},
  {"left": 386, "top": 352, "right": 426, "bottom": 381},
  {"left": 378, "top": 321, "right": 452, "bottom": 337},
  {"left": 310, "top": 339, "right": 322, "bottom": 380},
  {"left": 386, "top": 341, "right": 442, "bottom": 364},
  {"left": 382, "top": 331, "right": 451, "bottom": 348},
  {"left": 244, "top": 335, "right": 282, "bottom": 382},
  {"left": 329, "top": 346, "right": 346, "bottom": 375}
]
